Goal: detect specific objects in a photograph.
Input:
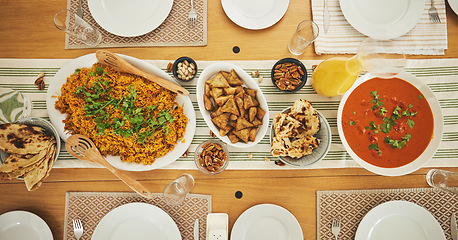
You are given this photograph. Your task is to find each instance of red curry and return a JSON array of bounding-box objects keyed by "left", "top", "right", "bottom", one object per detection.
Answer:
[{"left": 341, "top": 77, "right": 434, "bottom": 168}]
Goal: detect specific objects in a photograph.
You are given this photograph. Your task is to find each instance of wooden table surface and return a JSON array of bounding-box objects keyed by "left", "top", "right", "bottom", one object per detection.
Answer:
[{"left": 1, "top": 0, "right": 458, "bottom": 240}]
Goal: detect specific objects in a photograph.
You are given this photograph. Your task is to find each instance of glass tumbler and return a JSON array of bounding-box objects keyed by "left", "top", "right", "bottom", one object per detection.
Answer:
[
  {"left": 288, "top": 20, "right": 319, "bottom": 55},
  {"left": 163, "top": 173, "right": 195, "bottom": 205},
  {"left": 426, "top": 169, "right": 458, "bottom": 194},
  {"left": 53, "top": 9, "right": 102, "bottom": 47}
]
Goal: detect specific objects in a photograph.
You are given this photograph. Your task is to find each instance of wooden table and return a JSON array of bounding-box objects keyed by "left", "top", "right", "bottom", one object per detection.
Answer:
[{"left": 1, "top": 1, "right": 458, "bottom": 240}]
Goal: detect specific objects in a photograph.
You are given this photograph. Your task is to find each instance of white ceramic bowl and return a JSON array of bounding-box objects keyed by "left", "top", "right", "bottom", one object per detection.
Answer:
[
  {"left": 196, "top": 62, "right": 269, "bottom": 148},
  {"left": 337, "top": 72, "right": 443, "bottom": 176}
]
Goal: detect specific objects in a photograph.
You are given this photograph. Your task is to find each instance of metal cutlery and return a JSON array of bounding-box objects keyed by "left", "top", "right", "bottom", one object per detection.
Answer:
[
  {"left": 73, "top": 219, "right": 84, "bottom": 240},
  {"left": 194, "top": 218, "right": 199, "bottom": 240},
  {"left": 188, "top": 0, "right": 197, "bottom": 26},
  {"left": 323, "top": 0, "right": 330, "bottom": 34},
  {"left": 428, "top": 0, "right": 441, "bottom": 23},
  {"left": 452, "top": 213, "right": 457, "bottom": 240},
  {"left": 331, "top": 218, "right": 341, "bottom": 240},
  {"left": 76, "top": 0, "right": 84, "bottom": 18}
]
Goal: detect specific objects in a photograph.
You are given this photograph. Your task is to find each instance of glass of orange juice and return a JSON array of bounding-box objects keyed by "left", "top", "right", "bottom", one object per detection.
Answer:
[{"left": 312, "top": 38, "right": 406, "bottom": 97}]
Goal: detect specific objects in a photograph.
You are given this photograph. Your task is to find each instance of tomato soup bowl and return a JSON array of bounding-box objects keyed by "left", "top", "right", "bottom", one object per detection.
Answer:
[{"left": 337, "top": 72, "right": 443, "bottom": 176}]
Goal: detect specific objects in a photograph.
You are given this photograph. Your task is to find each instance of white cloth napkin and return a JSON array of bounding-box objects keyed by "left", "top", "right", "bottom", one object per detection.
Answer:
[{"left": 311, "top": 0, "right": 448, "bottom": 55}]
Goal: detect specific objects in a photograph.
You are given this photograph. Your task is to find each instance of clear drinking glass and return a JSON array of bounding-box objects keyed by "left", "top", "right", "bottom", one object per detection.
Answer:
[
  {"left": 53, "top": 9, "right": 102, "bottom": 47},
  {"left": 426, "top": 169, "right": 458, "bottom": 194},
  {"left": 163, "top": 173, "right": 195, "bottom": 205},
  {"left": 288, "top": 20, "right": 319, "bottom": 55}
]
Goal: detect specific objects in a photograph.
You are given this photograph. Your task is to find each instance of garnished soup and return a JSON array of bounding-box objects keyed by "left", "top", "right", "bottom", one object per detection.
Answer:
[{"left": 341, "top": 77, "right": 434, "bottom": 168}]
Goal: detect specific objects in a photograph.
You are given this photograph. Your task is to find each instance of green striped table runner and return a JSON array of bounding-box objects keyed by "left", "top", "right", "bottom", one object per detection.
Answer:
[{"left": 1, "top": 58, "right": 457, "bottom": 170}]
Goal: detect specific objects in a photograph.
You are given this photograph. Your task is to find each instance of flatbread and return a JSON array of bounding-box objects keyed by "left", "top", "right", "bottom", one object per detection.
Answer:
[
  {"left": 0, "top": 123, "right": 52, "bottom": 155},
  {"left": 0, "top": 141, "right": 52, "bottom": 173},
  {"left": 24, "top": 144, "right": 56, "bottom": 191}
]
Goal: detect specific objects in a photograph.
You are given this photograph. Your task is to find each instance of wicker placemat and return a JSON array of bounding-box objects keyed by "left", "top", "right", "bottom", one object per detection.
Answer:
[
  {"left": 65, "top": 0, "right": 207, "bottom": 49},
  {"left": 63, "top": 192, "right": 211, "bottom": 240},
  {"left": 317, "top": 188, "right": 457, "bottom": 240}
]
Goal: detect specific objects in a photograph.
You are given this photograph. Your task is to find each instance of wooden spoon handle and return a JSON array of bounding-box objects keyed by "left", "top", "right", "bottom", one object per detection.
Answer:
[
  {"left": 131, "top": 68, "right": 190, "bottom": 95},
  {"left": 102, "top": 161, "right": 154, "bottom": 199},
  {"left": 96, "top": 50, "right": 189, "bottom": 95}
]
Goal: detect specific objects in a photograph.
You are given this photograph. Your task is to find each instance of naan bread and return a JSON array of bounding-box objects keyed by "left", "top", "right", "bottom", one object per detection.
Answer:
[
  {"left": 24, "top": 144, "right": 56, "bottom": 191},
  {"left": 0, "top": 123, "right": 52, "bottom": 155},
  {"left": 271, "top": 99, "right": 321, "bottom": 159},
  {"left": 0, "top": 141, "right": 52, "bottom": 173}
]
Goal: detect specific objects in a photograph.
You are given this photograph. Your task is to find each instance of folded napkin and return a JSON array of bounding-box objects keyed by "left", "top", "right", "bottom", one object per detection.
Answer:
[{"left": 311, "top": 0, "right": 448, "bottom": 55}]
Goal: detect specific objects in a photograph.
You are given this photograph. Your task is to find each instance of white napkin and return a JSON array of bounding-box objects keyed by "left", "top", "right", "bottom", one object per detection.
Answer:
[{"left": 311, "top": 0, "right": 448, "bottom": 55}]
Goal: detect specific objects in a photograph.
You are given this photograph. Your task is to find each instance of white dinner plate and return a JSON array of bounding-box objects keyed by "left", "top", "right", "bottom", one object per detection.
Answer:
[
  {"left": 0, "top": 211, "right": 53, "bottom": 240},
  {"left": 337, "top": 72, "right": 443, "bottom": 176},
  {"left": 355, "top": 201, "right": 445, "bottom": 240},
  {"left": 449, "top": 0, "right": 458, "bottom": 15},
  {"left": 221, "top": 0, "right": 289, "bottom": 30},
  {"left": 92, "top": 203, "right": 181, "bottom": 240},
  {"left": 230, "top": 204, "right": 303, "bottom": 240},
  {"left": 196, "top": 62, "right": 269, "bottom": 148},
  {"left": 339, "top": 0, "right": 425, "bottom": 40},
  {"left": 46, "top": 53, "right": 196, "bottom": 171},
  {"left": 87, "top": 0, "right": 173, "bottom": 37}
]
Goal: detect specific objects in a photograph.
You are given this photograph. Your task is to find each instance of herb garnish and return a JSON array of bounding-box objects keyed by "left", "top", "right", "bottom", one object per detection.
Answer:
[
  {"left": 75, "top": 71, "right": 175, "bottom": 145},
  {"left": 350, "top": 91, "right": 419, "bottom": 155}
]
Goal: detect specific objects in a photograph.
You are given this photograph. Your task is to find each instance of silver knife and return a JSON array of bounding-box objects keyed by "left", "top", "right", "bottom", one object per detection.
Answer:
[
  {"left": 324, "top": 0, "right": 330, "bottom": 34},
  {"left": 194, "top": 218, "right": 199, "bottom": 240},
  {"left": 76, "top": 0, "right": 84, "bottom": 18},
  {"left": 452, "top": 213, "right": 457, "bottom": 240}
]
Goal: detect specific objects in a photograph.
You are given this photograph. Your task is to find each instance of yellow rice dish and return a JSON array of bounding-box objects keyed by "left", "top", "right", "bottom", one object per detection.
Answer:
[{"left": 55, "top": 63, "right": 188, "bottom": 165}]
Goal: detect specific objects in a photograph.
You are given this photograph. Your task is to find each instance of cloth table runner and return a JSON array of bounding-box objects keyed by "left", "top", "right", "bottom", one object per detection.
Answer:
[
  {"left": 317, "top": 188, "right": 458, "bottom": 240},
  {"left": 0, "top": 58, "right": 457, "bottom": 169},
  {"left": 311, "top": 0, "right": 448, "bottom": 55},
  {"left": 65, "top": 0, "right": 207, "bottom": 49},
  {"left": 63, "top": 192, "right": 211, "bottom": 240}
]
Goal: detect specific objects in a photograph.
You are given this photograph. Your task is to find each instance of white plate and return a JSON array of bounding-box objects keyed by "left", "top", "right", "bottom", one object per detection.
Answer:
[
  {"left": 87, "top": 0, "right": 173, "bottom": 37},
  {"left": 221, "top": 0, "right": 289, "bottom": 30},
  {"left": 92, "top": 203, "right": 181, "bottom": 240},
  {"left": 270, "top": 109, "right": 331, "bottom": 167},
  {"left": 0, "top": 211, "right": 53, "bottom": 240},
  {"left": 196, "top": 62, "right": 269, "bottom": 148},
  {"left": 231, "top": 204, "right": 303, "bottom": 240},
  {"left": 339, "top": 0, "right": 425, "bottom": 40},
  {"left": 337, "top": 72, "right": 443, "bottom": 176},
  {"left": 449, "top": 0, "right": 458, "bottom": 15},
  {"left": 46, "top": 53, "right": 196, "bottom": 171},
  {"left": 355, "top": 201, "right": 445, "bottom": 240}
]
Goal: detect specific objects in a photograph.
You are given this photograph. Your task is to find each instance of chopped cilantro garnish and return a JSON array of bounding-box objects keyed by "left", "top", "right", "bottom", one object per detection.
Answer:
[{"left": 350, "top": 121, "right": 356, "bottom": 125}]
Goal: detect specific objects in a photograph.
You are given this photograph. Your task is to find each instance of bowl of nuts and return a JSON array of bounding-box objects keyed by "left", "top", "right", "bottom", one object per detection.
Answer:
[
  {"left": 271, "top": 58, "right": 307, "bottom": 92},
  {"left": 172, "top": 56, "right": 197, "bottom": 81},
  {"left": 194, "top": 139, "right": 229, "bottom": 175}
]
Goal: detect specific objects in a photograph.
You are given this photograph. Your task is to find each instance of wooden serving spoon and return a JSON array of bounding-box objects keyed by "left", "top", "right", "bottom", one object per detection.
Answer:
[
  {"left": 65, "top": 134, "right": 153, "bottom": 199},
  {"left": 95, "top": 50, "right": 189, "bottom": 95}
]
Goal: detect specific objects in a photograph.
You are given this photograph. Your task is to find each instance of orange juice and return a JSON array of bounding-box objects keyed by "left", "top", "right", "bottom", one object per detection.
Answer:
[{"left": 312, "top": 57, "right": 363, "bottom": 97}]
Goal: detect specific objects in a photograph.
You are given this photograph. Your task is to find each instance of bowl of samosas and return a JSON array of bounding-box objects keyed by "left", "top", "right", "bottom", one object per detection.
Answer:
[{"left": 196, "top": 62, "right": 269, "bottom": 148}]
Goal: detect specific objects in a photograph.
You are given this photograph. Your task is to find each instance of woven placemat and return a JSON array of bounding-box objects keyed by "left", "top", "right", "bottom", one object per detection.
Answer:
[
  {"left": 63, "top": 192, "right": 211, "bottom": 240},
  {"left": 65, "top": 0, "right": 207, "bottom": 49},
  {"left": 317, "top": 188, "right": 457, "bottom": 240}
]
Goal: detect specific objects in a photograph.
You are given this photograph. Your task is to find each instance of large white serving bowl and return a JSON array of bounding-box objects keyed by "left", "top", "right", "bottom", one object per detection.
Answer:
[
  {"left": 337, "top": 72, "right": 443, "bottom": 176},
  {"left": 196, "top": 62, "right": 269, "bottom": 148},
  {"left": 46, "top": 53, "right": 196, "bottom": 171}
]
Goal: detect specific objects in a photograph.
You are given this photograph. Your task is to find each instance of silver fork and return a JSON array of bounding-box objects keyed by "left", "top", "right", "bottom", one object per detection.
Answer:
[
  {"left": 331, "top": 218, "right": 341, "bottom": 240},
  {"left": 73, "top": 219, "right": 84, "bottom": 240},
  {"left": 429, "top": 0, "right": 441, "bottom": 23},
  {"left": 188, "top": 0, "right": 197, "bottom": 26}
]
